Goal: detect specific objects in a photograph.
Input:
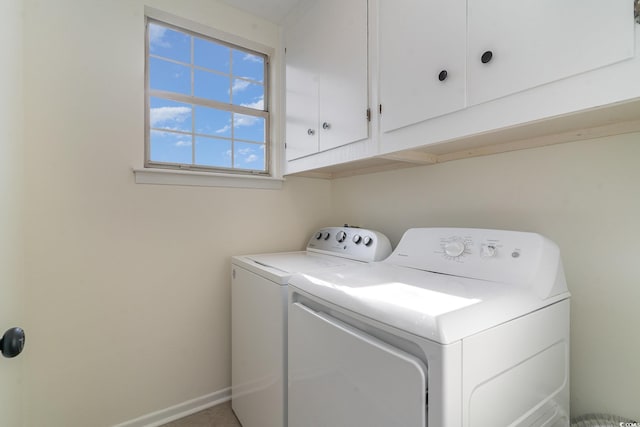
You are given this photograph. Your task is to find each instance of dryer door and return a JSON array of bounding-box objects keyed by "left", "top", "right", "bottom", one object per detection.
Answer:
[{"left": 289, "top": 302, "right": 427, "bottom": 427}]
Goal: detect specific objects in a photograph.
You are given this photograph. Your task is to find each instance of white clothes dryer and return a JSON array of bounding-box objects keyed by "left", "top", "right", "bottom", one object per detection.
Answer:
[
  {"left": 288, "top": 227, "right": 571, "bottom": 427},
  {"left": 231, "top": 226, "right": 392, "bottom": 427}
]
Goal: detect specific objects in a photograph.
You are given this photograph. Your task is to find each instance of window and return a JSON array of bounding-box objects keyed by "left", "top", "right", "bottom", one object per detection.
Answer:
[{"left": 145, "top": 17, "right": 270, "bottom": 175}]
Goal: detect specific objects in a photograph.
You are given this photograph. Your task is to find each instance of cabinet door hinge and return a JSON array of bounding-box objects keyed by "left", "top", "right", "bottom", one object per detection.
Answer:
[
  {"left": 366, "top": 108, "right": 371, "bottom": 122},
  {"left": 379, "top": 104, "right": 383, "bottom": 114}
]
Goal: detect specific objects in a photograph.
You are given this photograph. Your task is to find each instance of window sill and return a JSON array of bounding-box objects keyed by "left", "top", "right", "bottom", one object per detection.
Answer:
[{"left": 133, "top": 168, "right": 284, "bottom": 189}]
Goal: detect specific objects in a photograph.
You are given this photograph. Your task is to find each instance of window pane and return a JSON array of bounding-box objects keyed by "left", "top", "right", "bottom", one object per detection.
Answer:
[
  {"left": 194, "top": 37, "right": 230, "bottom": 73},
  {"left": 194, "top": 106, "right": 231, "bottom": 137},
  {"left": 148, "top": 23, "right": 191, "bottom": 63},
  {"left": 195, "top": 136, "right": 231, "bottom": 168},
  {"left": 150, "top": 130, "right": 192, "bottom": 164},
  {"left": 234, "top": 142, "right": 265, "bottom": 171},
  {"left": 233, "top": 50, "right": 264, "bottom": 83},
  {"left": 232, "top": 79, "right": 264, "bottom": 110},
  {"left": 149, "top": 57, "right": 191, "bottom": 95},
  {"left": 194, "top": 69, "right": 230, "bottom": 103},
  {"left": 234, "top": 114, "right": 265, "bottom": 143},
  {"left": 146, "top": 18, "right": 270, "bottom": 174},
  {"left": 150, "top": 97, "right": 192, "bottom": 132}
]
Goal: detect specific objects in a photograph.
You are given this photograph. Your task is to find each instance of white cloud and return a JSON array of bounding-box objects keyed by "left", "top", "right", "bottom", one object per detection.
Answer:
[
  {"left": 232, "top": 79, "right": 251, "bottom": 93},
  {"left": 244, "top": 154, "right": 258, "bottom": 163},
  {"left": 149, "top": 24, "right": 170, "bottom": 49},
  {"left": 215, "top": 124, "right": 231, "bottom": 134},
  {"left": 241, "top": 94, "right": 264, "bottom": 110},
  {"left": 150, "top": 106, "right": 190, "bottom": 127},
  {"left": 234, "top": 114, "right": 259, "bottom": 128},
  {"left": 243, "top": 53, "right": 263, "bottom": 63},
  {"left": 175, "top": 139, "right": 192, "bottom": 147}
]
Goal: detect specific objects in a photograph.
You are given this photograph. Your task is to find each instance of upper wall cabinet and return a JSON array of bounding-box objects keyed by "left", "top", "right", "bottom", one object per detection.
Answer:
[
  {"left": 466, "top": 0, "right": 635, "bottom": 106},
  {"left": 379, "top": 0, "right": 635, "bottom": 136},
  {"left": 378, "top": 0, "right": 467, "bottom": 133},
  {"left": 285, "top": 0, "right": 369, "bottom": 161},
  {"left": 284, "top": 0, "right": 639, "bottom": 178}
]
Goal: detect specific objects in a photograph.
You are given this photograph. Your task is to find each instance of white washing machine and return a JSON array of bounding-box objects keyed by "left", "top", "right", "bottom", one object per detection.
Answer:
[
  {"left": 231, "top": 226, "right": 392, "bottom": 427},
  {"left": 289, "top": 227, "right": 571, "bottom": 427}
]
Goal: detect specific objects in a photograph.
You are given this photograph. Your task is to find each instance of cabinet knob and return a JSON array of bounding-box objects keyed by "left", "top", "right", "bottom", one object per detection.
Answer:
[
  {"left": 307, "top": 128, "right": 315, "bottom": 136},
  {"left": 438, "top": 70, "right": 448, "bottom": 81},
  {"left": 1, "top": 327, "right": 25, "bottom": 358},
  {"left": 481, "top": 50, "right": 493, "bottom": 64},
  {"left": 322, "top": 122, "right": 331, "bottom": 130}
]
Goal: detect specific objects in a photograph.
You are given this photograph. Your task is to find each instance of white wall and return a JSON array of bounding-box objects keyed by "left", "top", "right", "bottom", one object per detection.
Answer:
[
  {"left": 22, "top": 1, "right": 332, "bottom": 426},
  {"left": 329, "top": 134, "right": 640, "bottom": 420},
  {"left": 0, "top": 1, "right": 25, "bottom": 425},
  {"left": 18, "top": 0, "right": 640, "bottom": 424}
]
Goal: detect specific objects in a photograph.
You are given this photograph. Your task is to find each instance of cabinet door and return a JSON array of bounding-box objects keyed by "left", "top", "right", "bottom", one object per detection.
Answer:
[
  {"left": 285, "top": 0, "right": 369, "bottom": 160},
  {"left": 285, "top": 7, "right": 320, "bottom": 160},
  {"left": 316, "top": 0, "right": 369, "bottom": 152},
  {"left": 378, "top": 0, "right": 466, "bottom": 134},
  {"left": 467, "top": 0, "right": 635, "bottom": 106}
]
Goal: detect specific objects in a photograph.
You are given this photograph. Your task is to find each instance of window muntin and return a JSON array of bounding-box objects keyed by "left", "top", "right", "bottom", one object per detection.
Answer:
[{"left": 145, "top": 18, "right": 269, "bottom": 174}]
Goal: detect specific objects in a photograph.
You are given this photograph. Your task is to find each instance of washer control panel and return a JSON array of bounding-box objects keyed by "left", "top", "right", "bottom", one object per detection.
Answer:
[
  {"left": 306, "top": 226, "right": 392, "bottom": 262},
  {"left": 386, "top": 228, "right": 562, "bottom": 294}
]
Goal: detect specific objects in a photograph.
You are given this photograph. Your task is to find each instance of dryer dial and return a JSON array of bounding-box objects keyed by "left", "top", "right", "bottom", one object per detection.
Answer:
[
  {"left": 444, "top": 240, "right": 466, "bottom": 257},
  {"left": 336, "top": 231, "right": 347, "bottom": 243}
]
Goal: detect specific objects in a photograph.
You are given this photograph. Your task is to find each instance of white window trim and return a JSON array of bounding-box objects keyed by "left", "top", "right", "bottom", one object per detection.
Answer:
[
  {"left": 133, "top": 167, "right": 284, "bottom": 189},
  {"left": 136, "top": 6, "right": 282, "bottom": 189}
]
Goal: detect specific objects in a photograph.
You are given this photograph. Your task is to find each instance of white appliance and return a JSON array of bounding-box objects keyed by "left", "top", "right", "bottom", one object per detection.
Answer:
[
  {"left": 289, "top": 227, "right": 571, "bottom": 427},
  {"left": 231, "top": 226, "right": 392, "bottom": 427}
]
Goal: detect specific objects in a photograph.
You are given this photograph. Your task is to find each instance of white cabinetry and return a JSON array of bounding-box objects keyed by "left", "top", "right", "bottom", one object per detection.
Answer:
[
  {"left": 380, "top": 0, "right": 635, "bottom": 136},
  {"left": 378, "top": 0, "right": 466, "bottom": 133},
  {"left": 466, "top": 0, "right": 634, "bottom": 106},
  {"left": 284, "top": 0, "right": 640, "bottom": 178},
  {"left": 285, "top": 0, "right": 369, "bottom": 161}
]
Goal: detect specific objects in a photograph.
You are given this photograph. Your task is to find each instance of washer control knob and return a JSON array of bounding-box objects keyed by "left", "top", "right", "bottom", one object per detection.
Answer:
[
  {"left": 336, "top": 231, "right": 347, "bottom": 243},
  {"left": 322, "top": 232, "right": 330, "bottom": 240},
  {"left": 315, "top": 232, "right": 323, "bottom": 240},
  {"left": 353, "top": 234, "right": 362, "bottom": 244},
  {"left": 481, "top": 244, "right": 497, "bottom": 258},
  {"left": 363, "top": 236, "right": 374, "bottom": 247},
  {"left": 444, "top": 240, "right": 466, "bottom": 257}
]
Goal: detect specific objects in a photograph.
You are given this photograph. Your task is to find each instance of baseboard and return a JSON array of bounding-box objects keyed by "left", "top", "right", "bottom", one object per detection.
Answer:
[{"left": 112, "top": 387, "right": 231, "bottom": 427}]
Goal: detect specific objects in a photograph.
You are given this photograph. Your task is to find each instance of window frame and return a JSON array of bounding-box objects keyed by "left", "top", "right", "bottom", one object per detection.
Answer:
[{"left": 143, "top": 10, "right": 273, "bottom": 178}]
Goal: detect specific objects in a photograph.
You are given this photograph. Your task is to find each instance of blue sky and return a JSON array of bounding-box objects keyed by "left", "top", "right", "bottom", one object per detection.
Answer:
[{"left": 148, "top": 22, "right": 266, "bottom": 171}]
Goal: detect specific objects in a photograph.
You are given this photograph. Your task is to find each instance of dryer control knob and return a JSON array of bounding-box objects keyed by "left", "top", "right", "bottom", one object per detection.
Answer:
[
  {"left": 315, "top": 232, "right": 323, "bottom": 240},
  {"left": 336, "top": 231, "right": 347, "bottom": 243},
  {"left": 444, "top": 240, "right": 466, "bottom": 257},
  {"left": 322, "top": 232, "right": 330, "bottom": 240},
  {"left": 363, "top": 236, "right": 374, "bottom": 247},
  {"left": 353, "top": 234, "right": 362, "bottom": 244},
  {"left": 481, "top": 244, "right": 497, "bottom": 258}
]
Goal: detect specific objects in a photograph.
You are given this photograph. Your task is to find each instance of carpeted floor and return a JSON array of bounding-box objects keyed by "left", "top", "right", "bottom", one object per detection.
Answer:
[{"left": 160, "top": 401, "right": 241, "bottom": 427}]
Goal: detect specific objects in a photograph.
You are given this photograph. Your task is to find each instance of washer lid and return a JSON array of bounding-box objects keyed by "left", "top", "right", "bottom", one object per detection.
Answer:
[
  {"left": 233, "top": 252, "right": 357, "bottom": 285},
  {"left": 289, "top": 262, "right": 570, "bottom": 344}
]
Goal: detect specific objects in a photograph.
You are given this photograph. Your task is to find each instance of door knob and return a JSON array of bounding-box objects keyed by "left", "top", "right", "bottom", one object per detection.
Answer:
[{"left": 1, "top": 327, "right": 25, "bottom": 358}]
